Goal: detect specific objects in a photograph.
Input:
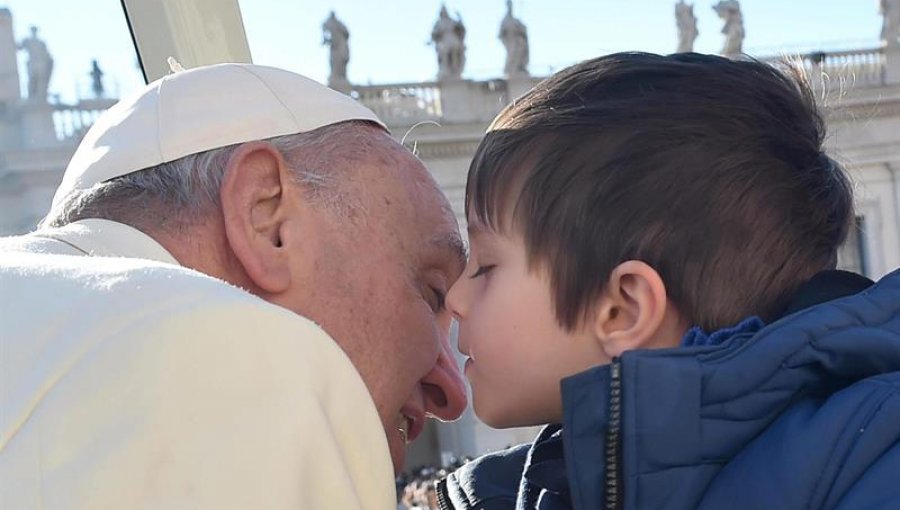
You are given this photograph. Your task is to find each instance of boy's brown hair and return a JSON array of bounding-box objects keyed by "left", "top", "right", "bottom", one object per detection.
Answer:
[{"left": 467, "top": 52, "right": 853, "bottom": 331}]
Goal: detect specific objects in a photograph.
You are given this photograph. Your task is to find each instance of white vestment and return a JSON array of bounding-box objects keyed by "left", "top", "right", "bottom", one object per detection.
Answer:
[{"left": 0, "top": 219, "right": 394, "bottom": 509}]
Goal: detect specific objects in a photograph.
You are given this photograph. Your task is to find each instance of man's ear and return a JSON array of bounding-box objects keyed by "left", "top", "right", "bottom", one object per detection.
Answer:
[
  {"left": 220, "top": 141, "right": 292, "bottom": 294},
  {"left": 591, "top": 260, "right": 669, "bottom": 358}
]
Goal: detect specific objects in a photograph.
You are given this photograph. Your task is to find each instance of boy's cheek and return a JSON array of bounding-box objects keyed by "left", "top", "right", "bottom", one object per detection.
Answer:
[
  {"left": 471, "top": 380, "right": 543, "bottom": 429},
  {"left": 468, "top": 373, "right": 511, "bottom": 428}
]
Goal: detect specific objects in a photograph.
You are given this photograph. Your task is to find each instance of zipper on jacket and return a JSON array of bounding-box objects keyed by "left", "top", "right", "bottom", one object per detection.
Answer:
[
  {"left": 436, "top": 476, "right": 453, "bottom": 510},
  {"left": 605, "top": 357, "right": 623, "bottom": 510}
]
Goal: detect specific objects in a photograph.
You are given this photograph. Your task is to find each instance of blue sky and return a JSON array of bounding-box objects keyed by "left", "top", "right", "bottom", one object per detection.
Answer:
[{"left": 2, "top": 0, "right": 885, "bottom": 104}]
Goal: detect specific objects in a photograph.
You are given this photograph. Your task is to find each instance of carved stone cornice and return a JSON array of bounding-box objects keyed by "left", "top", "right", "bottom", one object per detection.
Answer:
[
  {"left": 410, "top": 140, "right": 483, "bottom": 159},
  {"left": 825, "top": 98, "right": 900, "bottom": 121}
]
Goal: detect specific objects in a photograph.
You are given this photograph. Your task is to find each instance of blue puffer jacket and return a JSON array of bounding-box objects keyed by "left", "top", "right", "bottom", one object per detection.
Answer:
[{"left": 439, "top": 270, "right": 900, "bottom": 509}]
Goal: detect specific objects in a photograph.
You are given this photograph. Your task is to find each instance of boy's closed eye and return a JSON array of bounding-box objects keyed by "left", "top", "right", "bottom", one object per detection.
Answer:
[{"left": 470, "top": 265, "right": 496, "bottom": 279}]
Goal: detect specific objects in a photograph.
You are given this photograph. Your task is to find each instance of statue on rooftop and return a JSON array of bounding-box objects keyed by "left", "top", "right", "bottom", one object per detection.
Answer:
[
  {"left": 431, "top": 5, "right": 466, "bottom": 81},
  {"left": 17, "top": 25, "right": 53, "bottom": 102},
  {"left": 713, "top": 0, "right": 745, "bottom": 58},
  {"left": 881, "top": 0, "right": 900, "bottom": 47},
  {"left": 90, "top": 59, "right": 104, "bottom": 98},
  {"left": 676, "top": 0, "right": 699, "bottom": 53},
  {"left": 322, "top": 11, "right": 351, "bottom": 91},
  {"left": 500, "top": 0, "right": 529, "bottom": 77}
]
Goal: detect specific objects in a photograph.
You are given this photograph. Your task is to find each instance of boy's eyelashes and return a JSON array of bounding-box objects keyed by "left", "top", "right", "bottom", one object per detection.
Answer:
[{"left": 470, "top": 265, "right": 496, "bottom": 279}]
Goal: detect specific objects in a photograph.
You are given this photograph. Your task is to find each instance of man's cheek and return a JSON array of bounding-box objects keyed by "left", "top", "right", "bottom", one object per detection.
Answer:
[{"left": 399, "top": 313, "right": 442, "bottom": 364}]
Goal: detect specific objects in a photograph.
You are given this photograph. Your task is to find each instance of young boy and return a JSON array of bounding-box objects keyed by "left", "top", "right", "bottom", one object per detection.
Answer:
[{"left": 438, "top": 52, "right": 900, "bottom": 510}]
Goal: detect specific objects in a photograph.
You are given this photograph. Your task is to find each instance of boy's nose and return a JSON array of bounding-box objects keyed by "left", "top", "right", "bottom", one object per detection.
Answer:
[{"left": 446, "top": 277, "right": 468, "bottom": 321}]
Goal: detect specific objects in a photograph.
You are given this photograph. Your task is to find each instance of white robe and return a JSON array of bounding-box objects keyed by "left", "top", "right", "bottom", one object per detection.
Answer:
[{"left": 0, "top": 219, "right": 394, "bottom": 509}]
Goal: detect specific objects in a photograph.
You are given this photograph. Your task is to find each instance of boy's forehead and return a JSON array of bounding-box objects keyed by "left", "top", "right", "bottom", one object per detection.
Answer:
[
  {"left": 467, "top": 219, "right": 487, "bottom": 236},
  {"left": 466, "top": 203, "right": 519, "bottom": 236},
  {"left": 467, "top": 220, "right": 496, "bottom": 241},
  {"left": 466, "top": 221, "right": 522, "bottom": 250}
]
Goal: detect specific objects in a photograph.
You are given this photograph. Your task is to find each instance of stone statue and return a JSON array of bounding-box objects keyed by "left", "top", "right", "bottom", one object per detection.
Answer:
[
  {"left": 675, "top": 0, "right": 698, "bottom": 53},
  {"left": 499, "top": 0, "right": 529, "bottom": 77},
  {"left": 882, "top": 0, "right": 900, "bottom": 47},
  {"left": 431, "top": 5, "right": 466, "bottom": 81},
  {"left": 322, "top": 11, "right": 350, "bottom": 91},
  {"left": 713, "top": 0, "right": 745, "bottom": 58},
  {"left": 90, "top": 59, "right": 104, "bottom": 98},
  {"left": 17, "top": 25, "right": 53, "bottom": 102}
]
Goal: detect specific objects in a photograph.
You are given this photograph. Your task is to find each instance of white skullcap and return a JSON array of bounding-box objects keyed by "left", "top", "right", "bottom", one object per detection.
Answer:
[{"left": 53, "top": 63, "right": 385, "bottom": 208}]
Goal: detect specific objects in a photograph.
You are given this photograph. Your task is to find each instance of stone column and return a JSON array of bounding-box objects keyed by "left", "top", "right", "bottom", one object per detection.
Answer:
[
  {"left": 20, "top": 101, "right": 58, "bottom": 149},
  {"left": 506, "top": 75, "right": 534, "bottom": 105},
  {"left": 440, "top": 79, "right": 478, "bottom": 124},
  {"left": 0, "top": 9, "right": 20, "bottom": 104},
  {"left": 0, "top": 9, "right": 21, "bottom": 151},
  {"left": 886, "top": 45, "right": 900, "bottom": 85}
]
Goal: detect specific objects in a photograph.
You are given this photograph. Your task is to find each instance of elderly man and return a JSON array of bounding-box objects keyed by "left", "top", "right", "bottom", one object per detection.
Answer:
[{"left": 0, "top": 64, "right": 467, "bottom": 509}]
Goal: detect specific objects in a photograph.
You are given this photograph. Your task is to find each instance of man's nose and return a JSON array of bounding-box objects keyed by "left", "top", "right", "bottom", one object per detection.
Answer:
[{"left": 420, "top": 333, "right": 467, "bottom": 421}]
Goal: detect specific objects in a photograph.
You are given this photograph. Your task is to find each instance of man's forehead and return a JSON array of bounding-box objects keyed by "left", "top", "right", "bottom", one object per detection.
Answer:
[
  {"left": 349, "top": 133, "right": 463, "bottom": 251},
  {"left": 429, "top": 232, "right": 468, "bottom": 272}
]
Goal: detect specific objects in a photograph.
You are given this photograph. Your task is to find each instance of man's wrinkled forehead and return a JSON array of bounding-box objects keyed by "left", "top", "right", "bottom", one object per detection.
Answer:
[{"left": 354, "top": 133, "right": 462, "bottom": 249}]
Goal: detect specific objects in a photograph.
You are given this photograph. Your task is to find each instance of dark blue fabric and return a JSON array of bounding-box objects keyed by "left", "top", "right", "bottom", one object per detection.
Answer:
[
  {"left": 517, "top": 426, "right": 569, "bottom": 509},
  {"left": 444, "top": 270, "right": 900, "bottom": 509},
  {"left": 441, "top": 443, "right": 531, "bottom": 509},
  {"left": 679, "top": 316, "right": 764, "bottom": 347}
]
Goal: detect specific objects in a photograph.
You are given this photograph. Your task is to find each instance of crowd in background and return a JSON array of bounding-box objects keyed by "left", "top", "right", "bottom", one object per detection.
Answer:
[{"left": 397, "top": 457, "right": 472, "bottom": 510}]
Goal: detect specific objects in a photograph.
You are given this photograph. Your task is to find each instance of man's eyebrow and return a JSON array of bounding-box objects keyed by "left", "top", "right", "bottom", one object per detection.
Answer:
[{"left": 430, "top": 233, "right": 468, "bottom": 272}]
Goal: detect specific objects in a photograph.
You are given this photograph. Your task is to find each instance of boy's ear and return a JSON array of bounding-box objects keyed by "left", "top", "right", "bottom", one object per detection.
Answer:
[
  {"left": 591, "top": 260, "right": 670, "bottom": 358},
  {"left": 219, "top": 141, "right": 292, "bottom": 294}
]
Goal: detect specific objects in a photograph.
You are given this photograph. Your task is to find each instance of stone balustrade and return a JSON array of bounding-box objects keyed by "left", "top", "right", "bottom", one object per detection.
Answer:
[
  {"left": 30, "top": 49, "right": 900, "bottom": 141},
  {"left": 354, "top": 81, "right": 444, "bottom": 124},
  {"left": 764, "top": 46, "right": 900, "bottom": 88},
  {"left": 50, "top": 99, "right": 116, "bottom": 142},
  {"left": 352, "top": 76, "right": 539, "bottom": 126},
  {"left": 353, "top": 49, "right": 900, "bottom": 127}
]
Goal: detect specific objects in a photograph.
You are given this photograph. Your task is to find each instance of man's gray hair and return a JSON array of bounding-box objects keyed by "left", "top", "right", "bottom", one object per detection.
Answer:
[{"left": 41, "top": 121, "right": 376, "bottom": 231}]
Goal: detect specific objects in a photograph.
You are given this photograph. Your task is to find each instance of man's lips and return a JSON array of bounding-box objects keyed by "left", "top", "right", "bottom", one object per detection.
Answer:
[{"left": 399, "top": 406, "right": 425, "bottom": 444}]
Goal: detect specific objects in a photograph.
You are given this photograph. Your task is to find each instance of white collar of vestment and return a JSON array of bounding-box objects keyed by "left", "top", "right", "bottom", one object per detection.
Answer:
[{"left": 33, "top": 219, "right": 180, "bottom": 265}]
